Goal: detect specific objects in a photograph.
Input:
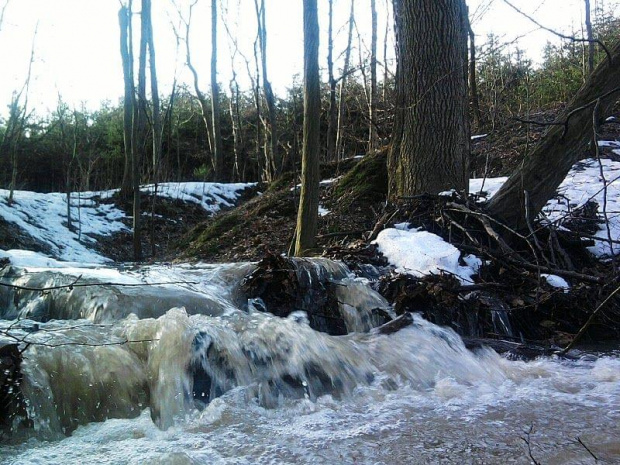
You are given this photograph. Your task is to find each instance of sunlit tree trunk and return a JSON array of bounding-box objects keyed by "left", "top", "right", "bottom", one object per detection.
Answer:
[
  {"left": 119, "top": 4, "right": 134, "bottom": 199},
  {"left": 210, "top": 0, "right": 224, "bottom": 181},
  {"left": 295, "top": 0, "right": 320, "bottom": 256},
  {"left": 325, "top": 0, "right": 337, "bottom": 162},
  {"left": 487, "top": 39, "right": 620, "bottom": 230}
]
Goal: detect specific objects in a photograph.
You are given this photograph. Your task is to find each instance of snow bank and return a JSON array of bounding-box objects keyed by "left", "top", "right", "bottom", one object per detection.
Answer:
[
  {"left": 0, "top": 182, "right": 255, "bottom": 264},
  {"left": 0, "top": 189, "right": 127, "bottom": 264},
  {"left": 373, "top": 228, "right": 481, "bottom": 284},
  {"left": 472, "top": 155, "right": 620, "bottom": 258},
  {"left": 141, "top": 182, "right": 255, "bottom": 215}
]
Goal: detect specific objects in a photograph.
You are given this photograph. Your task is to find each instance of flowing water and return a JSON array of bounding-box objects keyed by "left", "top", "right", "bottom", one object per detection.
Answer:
[{"left": 0, "top": 260, "right": 619, "bottom": 464}]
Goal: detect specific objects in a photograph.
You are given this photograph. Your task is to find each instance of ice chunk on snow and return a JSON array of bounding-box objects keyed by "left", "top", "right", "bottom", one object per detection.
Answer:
[{"left": 373, "top": 228, "right": 481, "bottom": 284}]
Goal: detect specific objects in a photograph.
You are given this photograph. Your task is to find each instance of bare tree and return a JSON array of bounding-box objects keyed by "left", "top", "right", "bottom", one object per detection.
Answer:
[
  {"left": 221, "top": 2, "right": 245, "bottom": 181},
  {"left": 369, "top": 0, "right": 379, "bottom": 152},
  {"left": 336, "top": 0, "right": 355, "bottom": 160},
  {"left": 145, "top": 0, "right": 161, "bottom": 179},
  {"left": 181, "top": 0, "right": 214, "bottom": 166},
  {"left": 210, "top": 0, "right": 224, "bottom": 181},
  {"left": 254, "top": 0, "right": 279, "bottom": 181},
  {"left": 118, "top": 2, "right": 134, "bottom": 198},
  {"left": 0, "top": 0, "right": 10, "bottom": 32},
  {"left": 467, "top": 9, "right": 483, "bottom": 129},
  {"left": 131, "top": 0, "right": 150, "bottom": 261},
  {"left": 585, "top": 0, "right": 595, "bottom": 75},
  {"left": 295, "top": 0, "right": 320, "bottom": 256},
  {"left": 2, "top": 23, "right": 37, "bottom": 205},
  {"left": 325, "top": 0, "right": 337, "bottom": 161}
]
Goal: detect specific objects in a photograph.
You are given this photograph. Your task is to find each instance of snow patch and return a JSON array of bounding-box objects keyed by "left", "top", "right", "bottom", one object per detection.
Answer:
[
  {"left": 541, "top": 274, "right": 570, "bottom": 292},
  {"left": 373, "top": 228, "right": 481, "bottom": 284}
]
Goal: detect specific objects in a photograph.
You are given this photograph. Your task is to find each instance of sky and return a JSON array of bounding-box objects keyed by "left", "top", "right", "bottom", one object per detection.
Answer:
[{"left": 0, "top": 0, "right": 613, "bottom": 118}]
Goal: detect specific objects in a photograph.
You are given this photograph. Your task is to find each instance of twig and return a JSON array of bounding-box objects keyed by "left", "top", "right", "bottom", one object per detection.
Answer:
[
  {"left": 560, "top": 282, "right": 620, "bottom": 354},
  {"left": 501, "top": 0, "right": 612, "bottom": 65},
  {"left": 576, "top": 436, "right": 599, "bottom": 462},
  {"left": 520, "top": 424, "right": 541, "bottom": 465},
  {"left": 0, "top": 279, "right": 199, "bottom": 292},
  {"left": 317, "top": 230, "right": 365, "bottom": 239},
  {"left": 592, "top": 98, "right": 616, "bottom": 266}
]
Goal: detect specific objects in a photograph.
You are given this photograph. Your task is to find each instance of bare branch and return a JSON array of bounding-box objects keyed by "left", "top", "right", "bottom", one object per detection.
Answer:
[{"left": 501, "top": 0, "right": 612, "bottom": 64}]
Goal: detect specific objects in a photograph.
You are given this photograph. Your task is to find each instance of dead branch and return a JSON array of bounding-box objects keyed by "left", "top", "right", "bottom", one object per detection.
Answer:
[
  {"left": 576, "top": 436, "right": 599, "bottom": 462},
  {"left": 560, "top": 282, "right": 620, "bottom": 354},
  {"left": 501, "top": 0, "right": 611, "bottom": 64}
]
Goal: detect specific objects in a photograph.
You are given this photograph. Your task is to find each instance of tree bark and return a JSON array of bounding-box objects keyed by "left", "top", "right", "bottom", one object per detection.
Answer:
[
  {"left": 210, "top": 0, "right": 224, "bottom": 181},
  {"left": 295, "top": 0, "right": 320, "bottom": 257},
  {"left": 486, "top": 39, "right": 620, "bottom": 231},
  {"left": 388, "top": 0, "right": 469, "bottom": 198}
]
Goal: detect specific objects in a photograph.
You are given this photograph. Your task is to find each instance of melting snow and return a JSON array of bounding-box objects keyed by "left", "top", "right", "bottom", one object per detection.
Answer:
[
  {"left": 373, "top": 228, "right": 481, "bottom": 284},
  {"left": 0, "top": 182, "right": 255, "bottom": 264}
]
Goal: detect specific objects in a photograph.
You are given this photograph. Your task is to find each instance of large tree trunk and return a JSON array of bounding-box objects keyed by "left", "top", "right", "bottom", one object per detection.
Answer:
[
  {"left": 295, "top": 0, "right": 320, "bottom": 257},
  {"left": 210, "top": 0, "right": 224, "bottom": 181},
  {"left": 487, "top": 39, "right": 620, "bottom": 231},
  {"left": 388, "top": 0, "right": 469, "bottom": 198}
]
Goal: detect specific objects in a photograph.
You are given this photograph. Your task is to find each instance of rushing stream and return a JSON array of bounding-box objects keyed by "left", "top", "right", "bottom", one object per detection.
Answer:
[{"left": 0, "top": 259, "right": 618, "bottom": 464}]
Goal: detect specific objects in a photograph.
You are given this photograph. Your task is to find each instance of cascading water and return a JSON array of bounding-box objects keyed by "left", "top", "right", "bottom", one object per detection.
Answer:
[{"left": 0, "top": 259, "right": 619, "bottom": 464}]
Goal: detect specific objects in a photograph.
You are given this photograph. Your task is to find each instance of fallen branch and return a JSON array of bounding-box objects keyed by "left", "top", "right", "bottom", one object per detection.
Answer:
[
  {"left": 0, "top": 279, "right": 199, "bottom": 292},
  {"left": 560, "top": 282, "right": 620, "bottom": 354}
]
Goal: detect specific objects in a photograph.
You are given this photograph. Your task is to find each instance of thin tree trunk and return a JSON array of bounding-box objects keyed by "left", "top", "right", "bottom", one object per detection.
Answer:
[
  {"left": 467, "top": 10, "right": 483, "bottom": 130},
  {"left": 325, "top": 0, "right": 338, "bottom": 162},
  {"left": 295, "top": 0, "right": 320, "bottom": 256},
  {"left": 487, "top": 39, "right": 620, "bottom": 230},
  {"left": 211, "top": 0, "right": 224, "bottom": 181},
  {"left": 119, "top": 4, "right": 134, "bottom": 198},
  {"left": 585, "top": 0, "right": 595, "bottom": 75},
  {"left": 336, "top": 0, "right": 355, "bottom": 160},
  {"left": 7, "top": 25, "right": 36, "bottom": 205},
  {"left": 369, "top": 0, "right": 379, "bottom": 152},
  {"left": 145, "top": 0, "right": 161, "bottom": 179},
  {"left": 254, "top": 0, "right": 278, "bottom": 180},
  {"left": 185, "top": 2, "right": 214, "bottom": 166},
  {"left": 133, "top": 0, "right": 149, "bottom": 261}
]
